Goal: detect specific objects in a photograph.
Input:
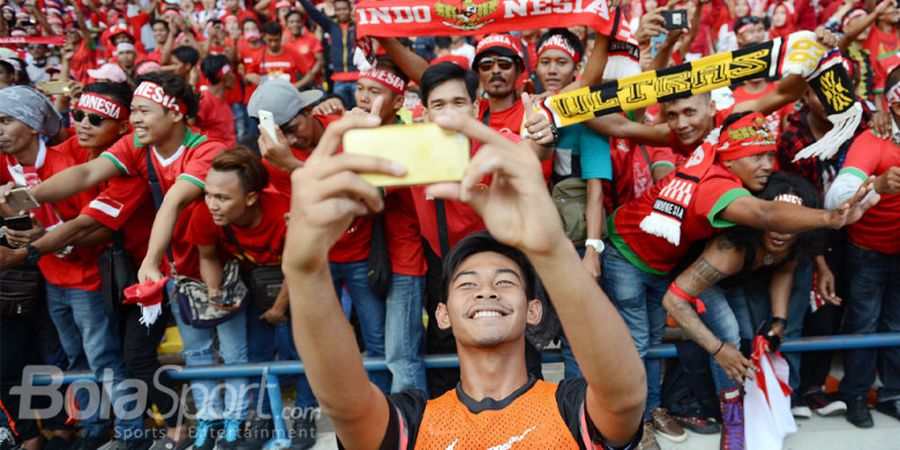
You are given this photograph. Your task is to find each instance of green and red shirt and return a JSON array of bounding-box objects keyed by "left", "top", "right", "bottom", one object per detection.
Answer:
[
  {"left": 101, "top": 129, "right": 225, "bottom": 278},
  {"left": 838, "top": 131, "right": 900, "bottom": 254},
  {"left": 608, "top": 163, "right": 750, "bottom": 274}
]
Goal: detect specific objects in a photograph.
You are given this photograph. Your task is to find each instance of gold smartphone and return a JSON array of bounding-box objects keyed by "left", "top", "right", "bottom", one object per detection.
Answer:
[
  {"left": 41, "top": 80, "right": 70, "bottom": 95},
  {"left": 343, "top": 124, "right": 470, "bottom": 187}
]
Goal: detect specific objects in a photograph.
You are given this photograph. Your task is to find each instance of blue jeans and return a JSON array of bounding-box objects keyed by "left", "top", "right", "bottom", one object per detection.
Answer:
[
  {"left": 330, "top": 261, "right": 390, "bottom": 392},
  {"left": 246, "top": 303, "right": 317, "bottom": 414},
  {"left": 839, "top": 245, "right": 900, "bottom": 401},
  {"left": 727, "top": 262, "right": 812, "bottom": 393},
  {"left": 696, "top": 286, "right": 742, "bottom": 393},
  {"left": 168, "top": 280, "right": 250, "bottom": 422},
  {"left": 385, "top": 274, "right": 428, "bottom": 394},
  {"left": 601, "top": 246, "right": 669, "bottom": 417},
  {"left": 45, "top": 284, "right": 144, "bottom": 440},
  {"left": 332, "top": 81, "right": 357, "bottom": 109}
]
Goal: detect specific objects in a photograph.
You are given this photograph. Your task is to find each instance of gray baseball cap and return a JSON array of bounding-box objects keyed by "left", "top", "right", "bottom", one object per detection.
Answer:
[
  {"left": 0, "top": 86, "right": 62, "bottom": 137},
  {"left": 247, "top": 79, "right": 324, "bottom": 126}
]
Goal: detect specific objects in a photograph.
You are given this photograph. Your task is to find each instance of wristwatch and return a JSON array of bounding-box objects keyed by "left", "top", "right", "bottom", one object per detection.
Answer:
[
  {"left": 24, "top": 244, "right": 41, "bottom": 265},
  {"left": 585, "top": 239, "right": 605, "bottom": 254}
]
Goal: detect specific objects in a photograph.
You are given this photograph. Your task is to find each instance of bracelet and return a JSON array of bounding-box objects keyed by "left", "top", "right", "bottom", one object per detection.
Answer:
[
  {"left": 771, "top": 317, "right": 788, "bottom": 328},
  {"left": 712, "top": 341, "right": 726, "bottom": 356}
]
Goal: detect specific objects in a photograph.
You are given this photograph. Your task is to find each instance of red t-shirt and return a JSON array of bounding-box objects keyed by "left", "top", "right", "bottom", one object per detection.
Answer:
[
  {"left": 730, "top": 83, "right": 793, "bottom": 142},
  {"left": 609, "top": 163, "right": 751, "bottom": 274},
  {"left": 477, "top": 98, "right": 553, "bottom": 181},
  {"left": 667, "top": 107, "right": 733, "bottom": 156},
  {"left": 81, "top": 172, "right": 155, "bottom": 267},
  {"left": 603, "top": 138, "right": 677, "bottom": 212},
  {"left": 384, "top": 188, "right": 426, "bottom": 276},
  {"left": 101, "top": 130, "right": 225, "bottom": 278},
  {"left": 410, "top": 141, "right": 488, "bottom": 258},
  {"left": 186, "top": 190, "right": 289, "bottom": 266},
  {"left": 261, "top": 114, "right": 371, "bottom": 263},
  {"left": 0, "top": 139, "right": 102, "bottom": 290},
  {"left": 839, "top": 131, "right": 900, "bottom": 254},
  {"left": 196, "top": 89, "right": 237, "bottom": 147},
  {"left": 864, "top": 25, "right": 900, "bottom": 62},
  {"left": 284, "top": 31, "right": 323, "bottom": 75},
  {"left": 246, "top": 46, "right": 305, "bottom": 84},
  {"left": 70, "top": 41, "right": 99, "bottom": 84},
  {"left": 238, "top": 42, "right": 264, "bottom": 104}
]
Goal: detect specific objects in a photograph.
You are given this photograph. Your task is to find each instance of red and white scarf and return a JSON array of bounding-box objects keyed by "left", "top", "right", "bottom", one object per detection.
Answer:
[{"left": 640, "top": 113, "right": 777, "bottom": 246}]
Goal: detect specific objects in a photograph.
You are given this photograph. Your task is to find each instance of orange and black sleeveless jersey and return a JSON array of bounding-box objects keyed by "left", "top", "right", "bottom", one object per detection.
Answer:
[{"left": 368, "top": 377, "right": 643, "bottom": 450}]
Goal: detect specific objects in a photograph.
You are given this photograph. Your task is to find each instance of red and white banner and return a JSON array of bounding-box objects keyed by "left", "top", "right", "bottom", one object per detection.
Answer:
[
  {"left": 355, "top": 0, "right": 621, "bottom": 38},
  {"left": 0, "top": 36, "right": 66, "bottom": 46}
]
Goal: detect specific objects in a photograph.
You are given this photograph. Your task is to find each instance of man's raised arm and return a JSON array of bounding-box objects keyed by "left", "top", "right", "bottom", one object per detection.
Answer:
[
  {"left": 283, "top": 106, "right": 404, "bottom": 450},
  {"left": 2, "top": 156, "right": 121, "bottom": 206}
]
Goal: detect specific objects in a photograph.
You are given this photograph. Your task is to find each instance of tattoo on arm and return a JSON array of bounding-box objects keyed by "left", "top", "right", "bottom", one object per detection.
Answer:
[
  {"left": 670, "top": 299, "right": 722, "bottom": 354},
  {"left": 665, "top": 256, "right": 729, "bottom": 354},
  {"left": 715, "top": 234, "right": 738, "bottom": 251},
  {"left": 682, "top": 257, "right": 727, "bottom": 298}
]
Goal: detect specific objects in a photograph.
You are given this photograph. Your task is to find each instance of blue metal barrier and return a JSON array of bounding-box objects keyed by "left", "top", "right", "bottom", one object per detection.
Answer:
[{"left": 24, "top": 332, "right": 900, "bottom": 449}]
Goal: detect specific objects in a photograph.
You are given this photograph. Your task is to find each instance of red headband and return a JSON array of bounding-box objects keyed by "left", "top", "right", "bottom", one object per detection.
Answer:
[
  {"left": 716, "top": 113, "right": 777, "bottom": 161},
  {"left": 538, "top": 34, "right": 581, "bottom": 62},
  {"left": 359, "top": 68, "right": 406, "bottom": 95},
  {"left": 77, "top": 93, "right": 126, "bottom": 120},
  {"left": 133, "top": 81, "right": 187, "bottom": 115}
]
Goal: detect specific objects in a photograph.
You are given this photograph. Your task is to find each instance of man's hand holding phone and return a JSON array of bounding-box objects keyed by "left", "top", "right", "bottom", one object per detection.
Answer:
[{"left": 257, "top": 111, "right": 304, "bottom": 174}]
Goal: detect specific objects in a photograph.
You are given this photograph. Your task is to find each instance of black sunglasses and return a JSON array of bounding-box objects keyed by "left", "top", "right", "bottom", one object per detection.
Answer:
[
  {"left": 477, "top": 56, "right": 515, "bottom": 72},
  {"left": 72, "top": 109, "right": 108, "bottom": 127}
]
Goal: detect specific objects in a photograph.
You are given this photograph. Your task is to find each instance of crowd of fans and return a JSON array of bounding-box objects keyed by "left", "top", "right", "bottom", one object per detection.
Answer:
[{"left": 0, "top": 0, "right": 897, "bottom": 449}]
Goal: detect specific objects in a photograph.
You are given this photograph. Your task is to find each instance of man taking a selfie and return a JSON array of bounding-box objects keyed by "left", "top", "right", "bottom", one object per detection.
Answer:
[{"left": 283, "top": 100, "right": 646, "bottom": 449}]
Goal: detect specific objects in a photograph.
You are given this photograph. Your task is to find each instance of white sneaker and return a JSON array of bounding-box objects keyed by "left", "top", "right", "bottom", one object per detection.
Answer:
[{"left": 791, "top": 405, "right": 813, "bottom": 419}]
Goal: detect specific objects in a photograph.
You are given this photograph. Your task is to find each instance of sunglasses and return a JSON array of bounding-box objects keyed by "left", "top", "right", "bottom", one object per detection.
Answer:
[
  {"left": 477, "top": 56, "right": 515, "bottom": 72},
  {"left": 72, "top": 109, "right": 108, "bottom": 126}
]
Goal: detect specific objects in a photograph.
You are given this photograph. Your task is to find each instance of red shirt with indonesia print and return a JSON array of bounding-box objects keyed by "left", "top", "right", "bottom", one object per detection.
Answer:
[
  {"left": 608, "top": 164, "right": 751, "bottom": 274},
  {"left": 0, "top": 139, "right": 102, "bottom": 290},
  {"left": 246, "top": 46, "right": 305, "bottom": 84},
  {"left": 101, "top": 129, "right": 225, "bottom": 278}
]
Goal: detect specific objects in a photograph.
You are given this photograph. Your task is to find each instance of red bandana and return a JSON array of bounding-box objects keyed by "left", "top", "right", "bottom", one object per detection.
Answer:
[
  {"left": 77, "top": 93, "right": 126, "bottom": 120},
  {"left": 359, "top": 68, "right": 406, "bottom": 95},
  {"left": 133, "top": 81, "right": 187, "bottom": 115},
  {"left": 715, "top": 113, "right": 777, "bottom": 161}
]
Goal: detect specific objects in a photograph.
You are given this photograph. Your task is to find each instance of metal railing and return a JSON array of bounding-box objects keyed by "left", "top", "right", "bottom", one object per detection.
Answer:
[{"left": 24, "top": 332, "right": 900, "bottom": 448}]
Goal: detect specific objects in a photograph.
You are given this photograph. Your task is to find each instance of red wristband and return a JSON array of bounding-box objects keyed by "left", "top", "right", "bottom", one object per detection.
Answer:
[{"left": 669, "top": 282, "right": 707, "bottom": 314}]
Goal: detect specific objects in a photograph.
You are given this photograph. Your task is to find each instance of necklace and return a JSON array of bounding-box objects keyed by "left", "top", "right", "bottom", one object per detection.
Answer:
[{"left": 764, "top": 254, "right": 774, "bottom": 266}]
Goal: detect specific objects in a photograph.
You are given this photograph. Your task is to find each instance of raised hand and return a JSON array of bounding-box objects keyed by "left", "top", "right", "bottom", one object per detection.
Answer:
[
  {"left": 522, "top": 92, "right": 554, "bottom": 148},
  {"left": 829, "top": 176, "right": 880, "bottom": 228},
  {"left": 425, "top": 111, "right": 568, "bottom": 255}
]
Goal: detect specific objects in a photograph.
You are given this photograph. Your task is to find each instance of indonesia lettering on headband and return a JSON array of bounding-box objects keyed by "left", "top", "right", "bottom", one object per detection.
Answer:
[
  {"left": 77, "top": 93, "right": 126, "bottom": 120},
  {"left": 538, "top": 34, "right": 580, "bottom": 62},
  {"left": 133, "top": 81, "right": 187, "bottom": 115},
  {"left": 359, "top": 68, "right": 406, "bottom": 95}
]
